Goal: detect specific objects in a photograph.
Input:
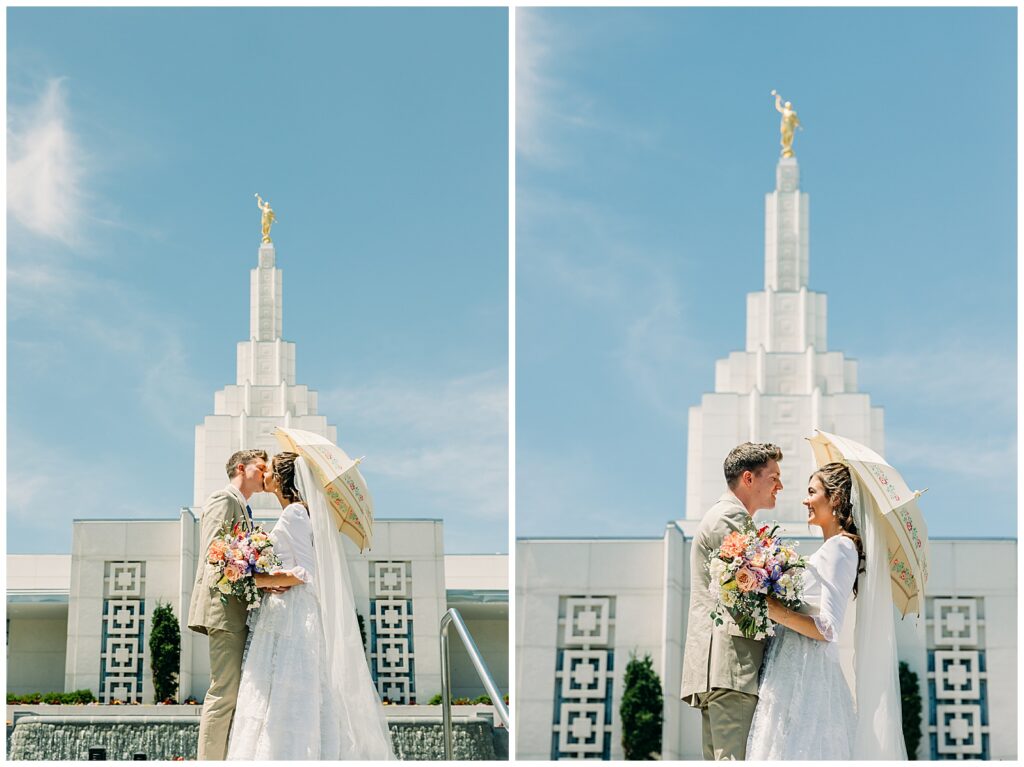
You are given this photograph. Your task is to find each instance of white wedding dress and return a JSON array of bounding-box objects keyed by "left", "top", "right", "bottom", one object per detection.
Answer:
[
  {"left": 746, "top": 534, "right": 859, "bottom": 760},
  {"left": 226, "top": 475, "right": 395, "bottom": 760}
]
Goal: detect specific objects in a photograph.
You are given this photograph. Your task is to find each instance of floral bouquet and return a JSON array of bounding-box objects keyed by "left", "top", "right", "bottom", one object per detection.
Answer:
[
  {"left": 708, "top": 523, "right": 807, "bottom": 640},
  {"left": 207, "top": 522, "right": 282, "bottom": 610}
]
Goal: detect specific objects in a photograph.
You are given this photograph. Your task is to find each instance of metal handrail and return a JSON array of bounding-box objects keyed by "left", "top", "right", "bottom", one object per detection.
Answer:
[{"left": 440, "top": 607, "right": 510, "bottom": 759}]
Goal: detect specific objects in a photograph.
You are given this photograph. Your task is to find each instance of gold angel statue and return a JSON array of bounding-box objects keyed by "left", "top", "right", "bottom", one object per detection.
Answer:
[
  {"left": 771, "top": 90, "right": 802, "bottom": 158},
  {"left": 255, "top": 194, "right": 279, "bottom": 244}
]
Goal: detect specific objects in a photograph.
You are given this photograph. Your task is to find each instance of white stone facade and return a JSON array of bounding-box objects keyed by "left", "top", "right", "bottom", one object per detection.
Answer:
[
  {"left": 516, "top": 534, "right": 1016, "bottom": 760},
  {"left": 8, "top": 520, "right": 506, "bottom": 706}
]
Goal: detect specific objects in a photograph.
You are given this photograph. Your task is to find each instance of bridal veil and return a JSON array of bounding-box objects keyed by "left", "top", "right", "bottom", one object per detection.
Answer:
[
  {"left": 294, "top": 456, "right": 396, "bottom": 760},
  {"left": 850, "top": 475, "right": 909, "bottom": 760}
]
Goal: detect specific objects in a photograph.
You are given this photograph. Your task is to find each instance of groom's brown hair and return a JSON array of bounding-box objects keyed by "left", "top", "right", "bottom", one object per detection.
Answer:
[
  {"left": 225, "top": 448, "right": 269, "bottom": 479},
  {"left": 723, "top": 442, "right": 783, "bottom": 488}
]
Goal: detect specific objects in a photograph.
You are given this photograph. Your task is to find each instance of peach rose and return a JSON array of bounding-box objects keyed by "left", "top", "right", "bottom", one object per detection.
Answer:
[
  {"left": 208, "top": 539, "right": 228, "bottom": 563},
  {"left": 720, "top": 531, "right": 747, "bottom": 559},
  {"left": 225, "top": 563, "right": 245, "bottom": 583},
  {"left": 735, "top": 567, "right": 760, "bottom": 593}
]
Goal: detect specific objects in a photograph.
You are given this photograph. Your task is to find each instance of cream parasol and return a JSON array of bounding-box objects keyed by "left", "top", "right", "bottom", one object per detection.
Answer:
[
  {"left": 273, "top": 426, "right": 375, "bottom": 551},
  {"left": 807, "top": 429, "right": 929, "bottom": 616}
]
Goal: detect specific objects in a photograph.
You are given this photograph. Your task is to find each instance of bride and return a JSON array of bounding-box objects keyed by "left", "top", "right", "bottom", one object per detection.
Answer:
[
  {"left": 226, "top": 452, "right": 395, "bottom": 760},
  {"left": 746, "top": 462, "right": 907, "bottom": 760}
]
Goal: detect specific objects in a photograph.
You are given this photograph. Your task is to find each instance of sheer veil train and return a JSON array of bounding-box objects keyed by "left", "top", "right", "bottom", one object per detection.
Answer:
[
  {"left": 294, "top": 456, "right": 396, "bottom": 760},
  {"left": 850, "top": 476, "right": 908, "bottom": 759}
]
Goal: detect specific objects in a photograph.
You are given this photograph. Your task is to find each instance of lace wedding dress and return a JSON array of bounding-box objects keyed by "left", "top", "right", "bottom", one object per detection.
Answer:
[
  {"left": 745, "top": 534, "right": 859, "bottom": 760},
  {"left": 226, "top": 496, "right": 394, "bottom": 760}
]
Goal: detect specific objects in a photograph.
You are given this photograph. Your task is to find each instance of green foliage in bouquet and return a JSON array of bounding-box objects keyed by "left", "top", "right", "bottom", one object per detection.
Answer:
[
  {"left": 150, "top": 601, "right": 181, "bottom": 703},
  {"left": 620, "top": 652, "right": 663, "bottom": 760},
  {"left": 898, "top": 661, "right": 922, "bottom": 760}
]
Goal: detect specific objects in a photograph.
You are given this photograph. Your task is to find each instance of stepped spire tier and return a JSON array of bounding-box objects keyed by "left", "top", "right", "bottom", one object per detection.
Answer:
[
  {"left": 193, "top": 241, "right": 337, "bottom": 511},
  {"left": 685, "top": 157, "right": 884, "bottom": 531}
]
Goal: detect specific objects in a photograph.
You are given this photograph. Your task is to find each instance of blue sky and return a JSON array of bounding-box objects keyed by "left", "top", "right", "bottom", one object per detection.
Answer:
[
  {"left": 7, "top": 8, "right": 508, "bottom": 554},
  {"left": 516, "top": 7, "right": 1016, "bottom": 540}
]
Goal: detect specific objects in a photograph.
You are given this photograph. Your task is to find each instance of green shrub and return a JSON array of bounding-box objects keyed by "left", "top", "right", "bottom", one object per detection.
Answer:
[
  {"left": 149, "top": 602, "right": 181, "bottom": 703},
  {"left": 424, "top": 692, "right": 501, "bottom": 706},
  {"left": 357, "top": 612, "right": 367, "bottom": 651},
  {"left": 899, "top": 661, "right": 922, "bottom": 760},
  {"left": 7, "top": 690, "right": 95, "bottom": 705},
  {"left": 620, "top": 652, "right": 663, "bottom": 760}
]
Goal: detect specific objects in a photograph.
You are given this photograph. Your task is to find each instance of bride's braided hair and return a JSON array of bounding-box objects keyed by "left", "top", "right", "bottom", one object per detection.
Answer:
[
  {"left": 272, "top": 452, "right": 304, "bottom": 505},
  {"left": 812, "top": 462, "right": 867, "bottom": 598}
]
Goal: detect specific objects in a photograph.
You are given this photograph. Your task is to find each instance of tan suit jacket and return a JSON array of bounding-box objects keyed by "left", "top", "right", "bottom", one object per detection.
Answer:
[
  {"left": 187, "top": 485, "right": 253, "bottom": 635},
  {"left": 680, "top": 492, "right": 767, "bottom": 705}
]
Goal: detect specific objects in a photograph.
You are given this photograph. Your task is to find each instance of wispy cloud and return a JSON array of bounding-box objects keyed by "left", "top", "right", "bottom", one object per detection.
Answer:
[
  {"left": 520, "top": 191, "right": 707, "bottom": 423},
  {"left": 6, "top": 431, "right": 189, "bottom": 552},
  {"left": 886, "top": 432, "right": 1013, "bottom": 482},
  {"left": 320, "top": 369, "right": 508, "bottom": 522},
  {"left": 618, "top": 278, "right": 701, "bottom": 424},
  {"left": 517, "top": 10, "right": 570, "bottom": 165},
  {"left": 517, "top": 11, "right": 660, "bottom": 167},
  {"left": 860, "top": 339, "right": 1015, "bottom": 421},
  {"left": 8, "top": 264, "right": 208, "bottom": 443},
  {"left": 859, "top": 337, "right": 1015, "bottom": 485},
  {"left": 7, "top": 78, "right": 88, "bottom": 246}
]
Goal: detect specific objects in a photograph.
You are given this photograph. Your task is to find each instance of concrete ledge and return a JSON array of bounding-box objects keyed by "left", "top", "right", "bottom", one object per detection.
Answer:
[{"left": 7, "top": 703, "right": 501, "bottom": 722}]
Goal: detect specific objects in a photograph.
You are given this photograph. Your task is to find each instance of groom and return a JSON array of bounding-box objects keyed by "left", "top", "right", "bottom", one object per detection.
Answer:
[
  {"left": 680, "top": 442, "right": 783, "bottom": 760},
  {"left": 187, "top": 448, "right": 268, "bottom": 761}
]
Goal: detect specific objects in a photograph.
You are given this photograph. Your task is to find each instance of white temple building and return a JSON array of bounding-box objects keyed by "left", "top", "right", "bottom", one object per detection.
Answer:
[
  {"left": 516, "top": 156, "right": 1016, "bottom": 761},
  {"left": 7, "top": 240, "right": 509, "bottom": 708}
]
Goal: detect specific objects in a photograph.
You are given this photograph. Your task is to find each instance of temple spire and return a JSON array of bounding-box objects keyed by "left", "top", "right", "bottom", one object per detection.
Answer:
[
  {"left": 745, "top": 156, "right": 824, "bottom": 354},
  {"left": 250, "top": 243, "right": 283, "bottom": 345},
  {"left": 193, "top": 231, "right": 336, "bottom": 509}
]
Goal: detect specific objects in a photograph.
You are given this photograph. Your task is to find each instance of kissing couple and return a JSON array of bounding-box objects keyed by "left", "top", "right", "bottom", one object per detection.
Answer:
[
  {"left": 187, "top": 448, "right": 395, "bottom": 760},
  {"left": 681, "top": 442, "right": 908, "bottom": 760}
]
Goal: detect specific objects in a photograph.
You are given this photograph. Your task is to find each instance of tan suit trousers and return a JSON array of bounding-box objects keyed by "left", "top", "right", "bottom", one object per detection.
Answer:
[
  {"left": 696, "top": 687, "right": 758, "bottom": 760},
  {"left": 197, "top": 627, "right": 248, "bottom": 760}
]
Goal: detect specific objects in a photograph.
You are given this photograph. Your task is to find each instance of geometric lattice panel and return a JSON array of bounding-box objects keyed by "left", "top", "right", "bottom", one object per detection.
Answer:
[
  {"left": 927, "top": 596, "right": 989, "bottom": 759},
  {"left": 556, "top": 702, "right": 609, "bottom": 756},
  {"left": 563, "top": 597, "right": 612, "bottom": 648},
  {"left": 935, "top": 704, "right": 985, "bottom": 756},
  {"left": 553, "top": 595, "right": 615, "bottom": 759},
  {"left": 369, "top": 560, "right": 415, "bottom": 704},
  {"left": 933, "top": 598, "right": 978, "bottom": 648},
  {"left": 934, "top": 650, "right": 981, "bottom": 700},
  {"left": 560, "top": 650, "right": 609, "bottom": 700},
  {"left": 100, "top": 561, "right": 146, "bottom": 704}
]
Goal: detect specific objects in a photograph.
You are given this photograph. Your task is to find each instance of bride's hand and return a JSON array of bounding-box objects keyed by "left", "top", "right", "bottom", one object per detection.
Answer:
[
  {"left": 765, "top": 595, "right": 786, "bottom": 623},
  {"left": 255, "top": 573, "right": 290, "bottom": 592}
]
